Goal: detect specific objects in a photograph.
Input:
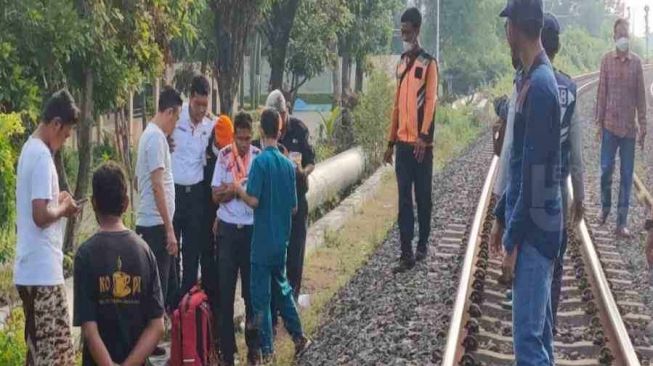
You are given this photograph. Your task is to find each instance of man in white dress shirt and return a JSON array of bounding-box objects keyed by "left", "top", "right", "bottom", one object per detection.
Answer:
[{"left": 170, "top": 75, "right": 215, "bottom": 305}]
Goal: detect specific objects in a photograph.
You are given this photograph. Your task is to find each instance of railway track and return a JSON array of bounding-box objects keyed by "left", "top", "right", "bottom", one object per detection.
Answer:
[{"left": 441, "top": 71, "right": 653, "bottom": 366}]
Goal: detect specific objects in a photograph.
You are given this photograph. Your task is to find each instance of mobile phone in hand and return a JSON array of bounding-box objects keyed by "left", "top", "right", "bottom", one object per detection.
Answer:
[{"left": 75, "top": 197, "right": 89, "bottom": 206}]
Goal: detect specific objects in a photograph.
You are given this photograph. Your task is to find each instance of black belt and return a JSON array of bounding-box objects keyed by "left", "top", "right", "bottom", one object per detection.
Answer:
[
  {"left": 175, "top": 182, "right": 203, "bottom": 194},
  {"left": 219, "top": 220, "right": 252, "bottom": 230}
]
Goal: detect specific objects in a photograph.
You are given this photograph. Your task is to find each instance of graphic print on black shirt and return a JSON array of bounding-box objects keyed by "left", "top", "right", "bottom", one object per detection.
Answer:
[{"left": 73, "top": 231, "right": 164, "bottom": 366}]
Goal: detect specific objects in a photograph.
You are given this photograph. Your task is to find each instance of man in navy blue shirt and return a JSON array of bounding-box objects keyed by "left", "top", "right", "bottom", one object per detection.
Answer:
[{"left": 493, "top": 0, "right": 563, "bottom": 363}]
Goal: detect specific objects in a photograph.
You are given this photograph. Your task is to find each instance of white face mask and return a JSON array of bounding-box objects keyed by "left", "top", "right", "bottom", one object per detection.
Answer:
[
  {"left": 403, "top": 41, "right": 415, "bottom": 53},
  {"left": 616, "top": 37, "right": 629, "bottom": 52}
]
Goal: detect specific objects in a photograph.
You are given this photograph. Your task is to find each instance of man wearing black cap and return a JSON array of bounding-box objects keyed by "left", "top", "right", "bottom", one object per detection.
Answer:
[
  {"left": 493, "top": 0, "right": 563, "bottom": 363},
  {"left": 541, "top": 12, "right": 585, "bottom": 331}
]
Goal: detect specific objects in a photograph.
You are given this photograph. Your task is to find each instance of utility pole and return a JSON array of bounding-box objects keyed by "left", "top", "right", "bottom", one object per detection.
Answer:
[
  {"left": 646, "top": 5, "right": 650, "bottom": 63},
  {"left": 436, "top": 0, "right": 440, "bottom": 61}
]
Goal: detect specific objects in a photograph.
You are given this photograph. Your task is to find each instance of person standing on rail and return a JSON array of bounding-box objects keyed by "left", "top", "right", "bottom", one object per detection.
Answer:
[
  {"left": 493, "top": 0, "right": 563, "bottom": 363},
  {"left": 383, "top": 7, "right": 439, "bottom": 274},
  {"left": 14, "top": 89, "right": 81, "bottom": 365},
  {"left": 169, "top": 75, "right": 215, "bottom": 307},
  {"left": 595, "top": 18, "right": 647, "bottom": 238},
  {"left": 541, "top": 12, "right": 585, "bottom": 330}
]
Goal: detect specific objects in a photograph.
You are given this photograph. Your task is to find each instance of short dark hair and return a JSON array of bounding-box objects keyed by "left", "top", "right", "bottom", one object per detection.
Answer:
[
  {"left": 542, "top": 29, "right": 560, "bottom": 58},
  {"left": 513, "top": 18, "right": 542, "bottom": 40},
  {"left": 92, "top": 162, "right": 128, "bottom": 217},
  {"left": 401, "top": 7, "right": 422, "bottom": 29},
  {"left": 42, "top": 89, "right": 80, "bottom": 125},
  {"left": 614, "top": 18, "right": 629, "bottom": 33},
  {"left": 190, "top": 75, "right": 210, "bottom": 97},
  {"left": 259, "top": 108, "right": 280, "bottom": 138},
  {"left": 158, "top": 86, "right": 183, "bottom": 113},
  {"left": 234, "top": 112, "right": 253, "bottom": 131}
]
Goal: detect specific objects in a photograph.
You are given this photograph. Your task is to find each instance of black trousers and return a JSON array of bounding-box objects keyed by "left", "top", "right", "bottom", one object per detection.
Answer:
[
  {"left": 216, "top": 221, "right": 257, "bottom": 361},
  {"left": 171, "top": 183, "right": 206, "bottom": 306},
  {"left": 287, "top": 196, "right": 308, "bottom": 298},
  {"left": 395, "top": 142, "right": 433, "bottom": 259},
  {"left": 136, "top": 225, "right": 174, "bottom": 305}
]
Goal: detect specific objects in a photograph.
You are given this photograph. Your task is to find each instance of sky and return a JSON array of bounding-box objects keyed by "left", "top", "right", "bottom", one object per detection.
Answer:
[{"left": 624, "top": 0, "right": 649, "bottom": 36}]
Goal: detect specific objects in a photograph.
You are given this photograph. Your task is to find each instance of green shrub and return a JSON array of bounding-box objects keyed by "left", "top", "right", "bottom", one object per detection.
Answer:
[
  {"left": 352, "top": 70, "right": 395, "bottom": 170},
  {"left": 435, "top": 105, "right": 481, "bottom": 169},
  {"left": 0, "top": 307, "right": 27, "bottom": 365}
]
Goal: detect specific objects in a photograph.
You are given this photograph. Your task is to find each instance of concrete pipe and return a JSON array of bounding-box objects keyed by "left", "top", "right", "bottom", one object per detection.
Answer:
[{"left": 306, "top": 147, "right": 366, "bottom": 212}]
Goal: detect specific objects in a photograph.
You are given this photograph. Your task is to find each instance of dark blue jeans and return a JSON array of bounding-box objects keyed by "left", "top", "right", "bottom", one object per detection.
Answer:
[
  {"left": 513, "top": 243, "right": 554, "bottom": 365},
  {"left": 600, "top": 128, "right": 635, "bottom": 228}
]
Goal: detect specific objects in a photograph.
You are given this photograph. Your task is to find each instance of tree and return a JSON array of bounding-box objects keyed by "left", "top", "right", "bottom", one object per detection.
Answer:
[
  {"left": 284, "top": 0, "right": 351, "bottom": 107},
  {"left": 208, "top": 0, "right": 269, "bottom": 114},
  {"left": 337, "top": 0, "right": 402, "bottom": 94},
  {"left": 260, "top": 0, "right": 301, "bottom": 91}
]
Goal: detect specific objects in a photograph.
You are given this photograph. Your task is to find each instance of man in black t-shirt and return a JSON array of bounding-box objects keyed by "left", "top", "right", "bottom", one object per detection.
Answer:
[{"left": 74, "top": 162, "right": 165, "bottom": 365}]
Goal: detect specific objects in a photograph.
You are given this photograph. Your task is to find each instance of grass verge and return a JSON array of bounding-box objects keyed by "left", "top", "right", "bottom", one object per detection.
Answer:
[{"left": 237, "top": 110, "right": 483, "bottom": 365}]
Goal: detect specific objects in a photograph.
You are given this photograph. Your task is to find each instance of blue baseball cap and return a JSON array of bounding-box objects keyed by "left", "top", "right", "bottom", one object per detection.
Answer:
[
  {"left": 543, "top": 12, "right": 560, "bottom": 35},
  {"left": 500, "top": 0, "right": 544, "bottom": 24}
]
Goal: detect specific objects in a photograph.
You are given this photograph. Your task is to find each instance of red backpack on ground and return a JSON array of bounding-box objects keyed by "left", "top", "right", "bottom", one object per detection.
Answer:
[{"left": 170, "top": 286, "right": 218, "bottom": 366}]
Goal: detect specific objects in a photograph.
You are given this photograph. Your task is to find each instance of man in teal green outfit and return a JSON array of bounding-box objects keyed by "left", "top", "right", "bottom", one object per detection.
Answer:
[{"left": 235, "top": 108, "right": 311, "bottom": 362}]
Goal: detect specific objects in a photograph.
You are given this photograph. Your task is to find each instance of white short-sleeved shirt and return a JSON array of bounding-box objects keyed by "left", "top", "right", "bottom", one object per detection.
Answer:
[
  {"left": 171, "top": 105, "right": 215, "bottom": 186},
  {"left": 211, "top": 145, "right": 260, "bottom": 226},
  {"left": 136, "top": 122, "right": 175, "bottom": 227},
  {"left": 14, "top": 137, "right": 64, "bottom": 286}
]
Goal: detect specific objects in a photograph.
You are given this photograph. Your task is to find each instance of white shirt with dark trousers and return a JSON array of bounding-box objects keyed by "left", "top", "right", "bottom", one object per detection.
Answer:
[
  {"left": 135, "top": 122, "right": 176, "bottom": 300},
  {"left": 211, "top": 143, "right": 260, "bottom": 360}
]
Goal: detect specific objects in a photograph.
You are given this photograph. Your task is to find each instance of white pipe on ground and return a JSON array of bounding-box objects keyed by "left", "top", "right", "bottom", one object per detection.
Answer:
[{"left": 306, "top": 147, "right": 366, "bottom": 212}]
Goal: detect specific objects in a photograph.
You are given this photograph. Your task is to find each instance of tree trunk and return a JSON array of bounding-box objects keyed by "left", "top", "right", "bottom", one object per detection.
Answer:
[
  {"left": 341, "top": 53, "right": 352, "bottom": 97},
  {"left": 355, "top": 57, "right": 364, "bottom": 93},
  {"left": 54, "top": 150, "right": 70, "bottom": 193},
  {"left": 330, "top": 41, "right": 341, "bottom": 108},
  {"left": 63, "top": 68, "right": 94, "bottom": 252},
  {"left": 264, "top": 0, "right": 301, "bottom": 92},
  {"left": 211, "top": 1, "right": 258, "bottom": 116}
]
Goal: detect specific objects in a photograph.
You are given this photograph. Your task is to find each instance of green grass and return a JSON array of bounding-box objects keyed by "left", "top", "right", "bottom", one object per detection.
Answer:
[{"left": 435, "top": 105, "right": 483, "bottom": 169}]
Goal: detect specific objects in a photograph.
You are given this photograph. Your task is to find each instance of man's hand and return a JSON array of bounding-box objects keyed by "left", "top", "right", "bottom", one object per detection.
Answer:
[
  {"left": 167, "top": 136, "right": 176, "bottom": 153},
  {"left": 572, "top": 200, "right": 584, "bottom": 225},
  {"left": 490, "top": 219, "right": 504, "bottom": 257},
  {"left": 58, "top": 191, "right": 80, "bottom": 218},
  {"left": 501, "top": 246, "right": 519, "bottom": 283},
  {"left": 414, "top": 137, "right": 427, "bottom": 163},
  {"left": 165, "top": 228, "right": 178, "bottom": 256},
  {"left": 383, "top": 146, "right": 394, "bottom": 165}
]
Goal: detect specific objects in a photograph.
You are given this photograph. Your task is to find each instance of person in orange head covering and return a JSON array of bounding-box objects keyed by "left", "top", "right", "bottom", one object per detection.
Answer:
[{"left": 213, "top": 114, "right": 235, "bottom": 153}]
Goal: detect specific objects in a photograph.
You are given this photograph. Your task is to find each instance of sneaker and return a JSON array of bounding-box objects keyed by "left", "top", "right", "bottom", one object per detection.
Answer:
[
  {"left": 615, "top": 226, "right": 633, "bottom": 238},
  {"left": 294, "top": 335, "right": 312, "bottom": 356},
  {"left": 247, "top": 350, "right": 261, "bottom": 366},
  {"left": 415, "top": 247, "right": 429, "bottom": 262},
  {"left": 261, "top": 353, "right": 275, "bottom": 365},
  {"left": 393, "top": 257, "right": 416, "bottom": 274}
]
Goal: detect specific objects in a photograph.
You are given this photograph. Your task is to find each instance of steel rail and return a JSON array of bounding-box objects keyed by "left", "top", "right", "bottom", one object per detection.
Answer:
[{"left": 441, "top": 70, "right": 642, "bottom": 365}]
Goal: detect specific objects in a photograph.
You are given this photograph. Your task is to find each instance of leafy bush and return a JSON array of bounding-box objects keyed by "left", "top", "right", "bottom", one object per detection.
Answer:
[
  {"left": 0, "top": 308, "right": 27, "bottom": 365},
  {"left": 435, "top": 105, "right": 481, "bottom": 169},
  {"left": 352, "top": 70, "right": 395, "bottom": 170},
  {"left": 0, "top": 113, "right": 25, "bottom": 264}
]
